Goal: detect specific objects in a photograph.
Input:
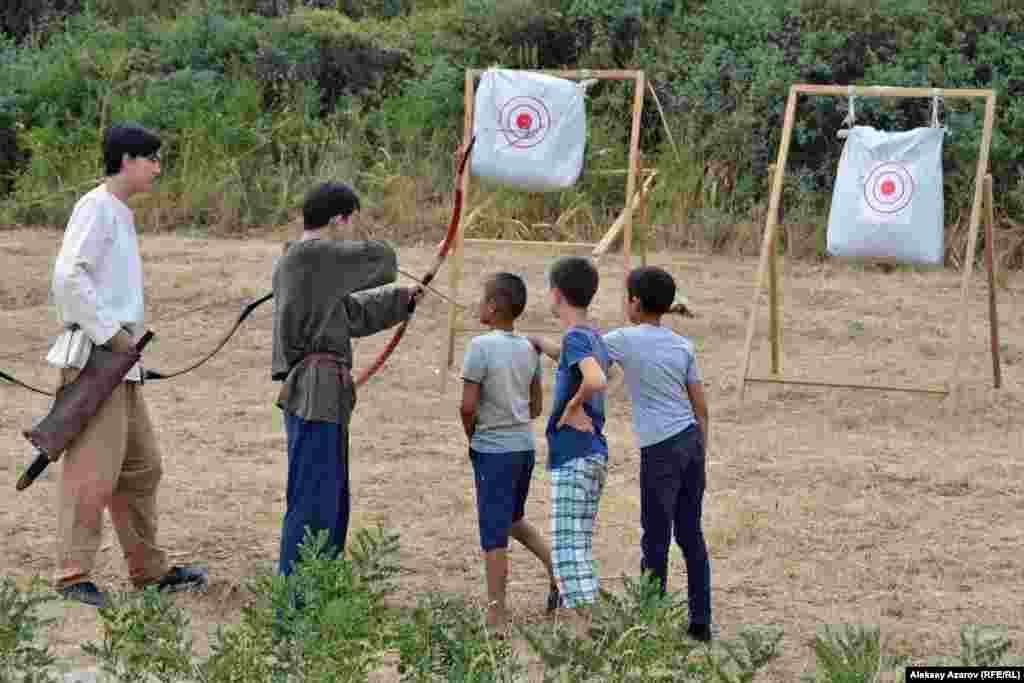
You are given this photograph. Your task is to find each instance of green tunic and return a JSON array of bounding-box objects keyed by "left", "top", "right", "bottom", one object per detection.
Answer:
[{"left": 271, "top": 238, "right": 412, "bottom": 424}]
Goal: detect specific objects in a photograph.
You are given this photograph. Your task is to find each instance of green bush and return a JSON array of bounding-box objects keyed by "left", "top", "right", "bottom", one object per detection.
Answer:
[
  {"left": 0, "top": 4, "right": 417, "bottom": 231},
  {"left": 80, "top": 526, "right": 402, "bottom": 683},
  {"left": 0, "top": 0, "right": 83, "bottom": 44},
  {"left": 520, "top": 574, "right": 781, "bottom": 682},
  {"left": 82, "top": 586, "right": 198, "bottom": 683},
  {"left": 395, "top": 594, "right": 523, "bottom": 682},
  {"left": 0, "top": 577, "right": 59, "bottom": 683}
]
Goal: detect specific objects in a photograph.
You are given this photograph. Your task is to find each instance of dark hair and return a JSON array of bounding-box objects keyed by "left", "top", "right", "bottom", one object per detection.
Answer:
[
  {"left": 548, "top": 256, "right": 599, "bottom": 309},
  {"left": 485, "top": 272, "right": 528, "bottom": 320},
  {"left": 627, "top": 266, "right": 676, "bottom": 314},
  {"left": 103, "top": 124, "right": 162, "bottom": 176},
  {"left": 303, "top": 182, "right": 361, "bottom": 229}
]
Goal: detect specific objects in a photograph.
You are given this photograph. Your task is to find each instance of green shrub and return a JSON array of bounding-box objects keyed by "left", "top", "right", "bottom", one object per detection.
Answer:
[
  {"left": 0, "top": 577, "right": 59, "bottom": 683},
  {"left": 0, "top": 0, "right": 83, "bottom": 44},
  {"left": 803, "top": 623, "right": 1023, "bottom": 682},
  {"left": 395, "top": 594, "right": 523, "bottom": 682},
  {"left": 928, "top": 625, "right": 1024, "bottom": 668},
  {"left": 80, "top": 526, "right": 401, "bottom": 683},
  {"left": 82, "top": 587, "right": 198, "bottom": 683}
]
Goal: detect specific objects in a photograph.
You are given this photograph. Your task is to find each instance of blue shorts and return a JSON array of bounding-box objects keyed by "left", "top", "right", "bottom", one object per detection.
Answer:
[{"left": 470, "top": 449, "right": 535, "bottom": 551}]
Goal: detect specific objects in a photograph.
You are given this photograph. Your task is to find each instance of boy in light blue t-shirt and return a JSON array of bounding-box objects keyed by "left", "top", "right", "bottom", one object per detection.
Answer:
[
  {"left": 460, "top": 272, "right": 557, "bottom": 634},
  {"left": 603, "top": 265, "right": 711, "bottom": 642}
]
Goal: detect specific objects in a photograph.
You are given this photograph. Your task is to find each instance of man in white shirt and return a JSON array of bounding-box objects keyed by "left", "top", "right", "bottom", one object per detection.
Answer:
[{"left": 47, "top": 124, "right": 207, "bottom": 607}]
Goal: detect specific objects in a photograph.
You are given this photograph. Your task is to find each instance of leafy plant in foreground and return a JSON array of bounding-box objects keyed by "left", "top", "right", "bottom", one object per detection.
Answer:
[
  {"left": 800, "top": 624, "right": 906, "bottom": 683},
  {"left": 83, "top": 586, "right": 197, "bottom": 683},
  {"left": 0, "top": 577, "right": 59, "bottom": 683},
  {"left": 84, "top": 525, "right": 404, "bottom": 683},
  {"left": 926, "top": 625, "right": 1022, "bottom": 668},
  {"left": 520, "top": 573, "right": 769, "bottom": 682},
  {"left": 395, "top": 593, "right": 522, "bottom": 682},
  {"left": 221, "top": 526, "right": 399, "bottom": 683},
  {"left": 705, "top": 625, "right": 784, "bottom": 683}
]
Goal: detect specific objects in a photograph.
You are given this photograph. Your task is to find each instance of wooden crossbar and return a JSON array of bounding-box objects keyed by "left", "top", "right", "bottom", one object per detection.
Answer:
[
  {"left": 463, "top": 238, "right": 595, "bottom": 251},
  {"left": 745, "top": 375, "right": 949, "bottom": 396},
  {"left": 794, "top": 85, "right": 994, "bottom": 99},
  {"left": 466, "top": 69, "right": 641, "bottom": 81}
]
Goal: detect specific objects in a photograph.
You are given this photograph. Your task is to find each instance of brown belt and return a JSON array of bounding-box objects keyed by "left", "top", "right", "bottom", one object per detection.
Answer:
[{"left": 295, "top": 353, "right": 351, "bottom": 379}]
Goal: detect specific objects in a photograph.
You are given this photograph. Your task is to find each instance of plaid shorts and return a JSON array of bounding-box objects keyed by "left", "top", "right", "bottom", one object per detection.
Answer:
[{"left": 550, "top": 453, "right": 608, "bottom": 608}]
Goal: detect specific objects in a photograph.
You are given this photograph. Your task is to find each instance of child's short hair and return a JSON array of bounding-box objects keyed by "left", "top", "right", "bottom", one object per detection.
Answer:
[
  {"left": 103, "top": 124, "right": 162, "bottom": 176},
  {"left": 627, "top": 266, "right": 676, "bottom": 315},
  {"left": 485, "top": 272, "right": 528, "bottom": 320},
  {"left": 548, "top": 256, "right": 599, "bottom": 309},
  {"left": 303, "top": 182, "right": 361, "bottom": 229}
]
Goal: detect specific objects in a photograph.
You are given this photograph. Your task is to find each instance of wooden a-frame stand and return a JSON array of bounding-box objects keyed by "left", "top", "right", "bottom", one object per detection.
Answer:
[
  {"left": 440, "top": 69, "right": 653, "bottom": 391},
  {"left": 737, "top": 84, "right": 1002, "bottom": 408}
]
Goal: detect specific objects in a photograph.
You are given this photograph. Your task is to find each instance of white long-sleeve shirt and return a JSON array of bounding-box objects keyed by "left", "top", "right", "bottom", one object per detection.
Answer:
[{"left": 46, "top": 184, "right": 145, "bottom": 381}]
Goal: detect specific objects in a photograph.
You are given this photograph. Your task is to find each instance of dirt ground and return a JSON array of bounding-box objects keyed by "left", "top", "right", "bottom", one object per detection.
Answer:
[{"left": 2, "top": 226, "right": 1022, "bottom": 680}]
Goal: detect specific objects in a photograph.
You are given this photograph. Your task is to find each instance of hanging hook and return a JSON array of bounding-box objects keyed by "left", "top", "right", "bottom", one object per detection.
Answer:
[
  {"left": 839, "top": 85, "right": 856, "bottom": 139},
  {"left": 930, "top": 88, "right": 944, "bottom": 128}
]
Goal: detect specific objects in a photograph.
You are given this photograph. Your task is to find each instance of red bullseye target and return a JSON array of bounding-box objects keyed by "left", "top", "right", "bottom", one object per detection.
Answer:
[
  {"left": 863, "top": 161, "right": 915, "bottom": 214},
  {"left": 499, "top": 96, "right": 550, "bottom": 149}
]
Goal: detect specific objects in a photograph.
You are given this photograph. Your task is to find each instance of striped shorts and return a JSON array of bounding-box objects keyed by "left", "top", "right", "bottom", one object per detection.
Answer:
[{"left": 550, "top": 453, "right": 608, "bottom": 608}]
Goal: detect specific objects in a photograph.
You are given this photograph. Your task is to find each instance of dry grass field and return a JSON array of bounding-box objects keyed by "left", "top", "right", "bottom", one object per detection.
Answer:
[{"left": 1, "top": 226, "right": 1022, "bottom": 680}]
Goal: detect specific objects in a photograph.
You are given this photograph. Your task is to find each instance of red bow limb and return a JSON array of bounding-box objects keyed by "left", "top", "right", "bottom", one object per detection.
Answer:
[{"left": 354, "top": 136, "right": 477, "bottom": 387}]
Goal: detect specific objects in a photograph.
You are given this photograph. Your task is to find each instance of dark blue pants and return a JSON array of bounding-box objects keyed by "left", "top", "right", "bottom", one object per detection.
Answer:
[
  {"left": 640, "top": 424, "right": 711, "bottom": 626},
  {"left": 278, "top": 412, "right": 350, "bottom": 577},
  {"left": 470, "top": 449, "right": 535, "bottom": 551}
]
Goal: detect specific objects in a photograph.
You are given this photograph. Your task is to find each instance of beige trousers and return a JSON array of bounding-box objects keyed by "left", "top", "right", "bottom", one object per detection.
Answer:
[{"left": 55, "top": 369, "right": 168, "bottom": 589}]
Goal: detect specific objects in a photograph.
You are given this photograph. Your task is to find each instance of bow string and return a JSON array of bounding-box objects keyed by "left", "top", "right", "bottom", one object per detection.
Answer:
[{"left": 353, "top": 135, "right": 476, "bottom": 387}]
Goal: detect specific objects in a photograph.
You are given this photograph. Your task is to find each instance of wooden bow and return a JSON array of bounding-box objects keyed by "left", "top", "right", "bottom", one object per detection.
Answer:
[
  {"left": 0, "top": 368, "right": 55, "bottom": 396},
  {"left": 354, "top": 136, "right": 476, "bottom": 387},
  {"left": 143, "top": 292, "right": 274, "bottom": 381}
]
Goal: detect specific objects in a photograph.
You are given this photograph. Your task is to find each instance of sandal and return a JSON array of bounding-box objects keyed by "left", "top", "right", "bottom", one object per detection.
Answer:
[{"left": 546, "top": 584, "right": 561, "bottom": 614}]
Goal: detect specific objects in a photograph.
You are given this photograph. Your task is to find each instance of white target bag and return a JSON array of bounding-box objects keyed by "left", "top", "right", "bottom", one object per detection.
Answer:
[
  {"left": 470, "top": 69, "right": 587, "bottom": 192},
  {"left": 826, "top": 126, "right": 945, "bottom": 265}
]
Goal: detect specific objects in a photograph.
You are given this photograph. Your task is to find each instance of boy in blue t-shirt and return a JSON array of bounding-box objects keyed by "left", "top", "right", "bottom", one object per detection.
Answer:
[
  {"left": 603, "top": 266, "right": 712, "bottom": 642},
  {"left": 460, "top": 272, "right": 558, "bottom": 633},
  {"left": 528, "top": 256, "right": 610, "bottom": 628}
]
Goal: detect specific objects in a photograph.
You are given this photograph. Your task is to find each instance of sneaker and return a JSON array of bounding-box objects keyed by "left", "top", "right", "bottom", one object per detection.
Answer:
[
  {"left": 687, "top": 623, "right": 712, "bottom": 642},
  {"left": 153, "top": 566, "right": 209, "bottom": 594},
  {"left": 546, "top": 584, "right": 561, "bottom": 614},
  {"left": 59, "top": 581, "right": 108, "bottom": 608}
]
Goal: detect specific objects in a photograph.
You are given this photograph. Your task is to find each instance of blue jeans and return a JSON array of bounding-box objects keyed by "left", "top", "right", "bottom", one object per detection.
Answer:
[
  {"left": 278, "top": 412, "right": 350, "bottom": 577},
  {"left": 640, "top": 424, "right": 711, "bottom": 626}
]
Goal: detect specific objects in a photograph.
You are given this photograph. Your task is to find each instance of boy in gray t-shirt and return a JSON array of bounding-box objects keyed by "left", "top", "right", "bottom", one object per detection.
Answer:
[{"left": 460, "top": 273, "right": 557, "bottom": 634}]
